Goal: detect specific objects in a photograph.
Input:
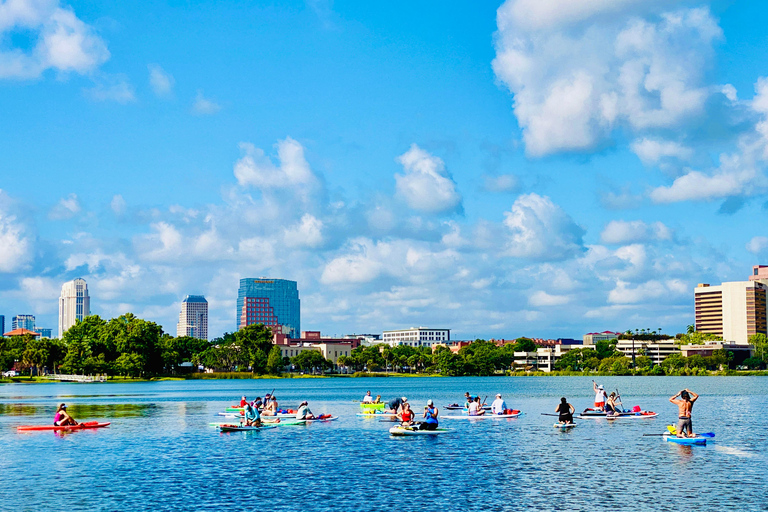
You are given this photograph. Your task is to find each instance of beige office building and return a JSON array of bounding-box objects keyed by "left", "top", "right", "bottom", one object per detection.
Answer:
[
  {"left": 177, "top": 295, "right": 208, "bottom": 340},
  {"left": 58, "top": 278, "right": 90, "bottom": 338},
  {"left": 694, "top": 269, "right": 768, "bottom": 344}
]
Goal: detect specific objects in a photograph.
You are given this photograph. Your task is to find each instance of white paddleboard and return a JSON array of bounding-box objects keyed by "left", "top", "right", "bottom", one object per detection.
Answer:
[{"left": 389, "top": 426, "right": 451, "bottom": 436}]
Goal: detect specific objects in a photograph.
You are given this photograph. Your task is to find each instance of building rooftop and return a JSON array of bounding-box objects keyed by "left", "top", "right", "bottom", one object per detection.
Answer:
[
  {"left": 3, "top": 328, "right": 39, "bottom": 337},
  {"left": 183, "top": 295, "right": 208, "bottom": 303}
]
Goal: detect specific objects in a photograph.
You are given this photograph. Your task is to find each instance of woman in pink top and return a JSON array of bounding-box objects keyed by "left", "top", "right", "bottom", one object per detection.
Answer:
[{"left": 53, "top": 404, "right": 78, "bottom": 426}]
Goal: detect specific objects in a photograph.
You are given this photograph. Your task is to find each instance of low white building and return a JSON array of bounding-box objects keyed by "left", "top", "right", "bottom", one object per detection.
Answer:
[
  {"left": 382, "top": 327, "right": 449, "bottom": 348},
  {"left": 583, "top": 331, "right": 621, "bottom": 345},
  {"left": 536, "top": 344, "right": 582, "bottom": 372},
  {"left": 615, "top": 339, "right": 679, "bottom": 366}
]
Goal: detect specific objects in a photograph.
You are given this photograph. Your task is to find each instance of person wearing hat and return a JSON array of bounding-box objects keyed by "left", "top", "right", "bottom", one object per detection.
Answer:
[
  {"left": 387, "top": 396, "right": 407, "bottom": 414},
  {"left": 239, "top": 396, "right": 247, "bottom": 407},
  {"left": 593, "top": 382, "right": 607, "bottom": 411},
  {"left": 296, "top": 401, "right": 316, "bottom": 420},
  {"left": 491, "top": 393, "right": 508, "bottom": 415},
  {"left": 419, "top": 399, "right": 439, "bottom": 430},
  {"left": 53, "top": 403, "right": 78, "bottom": 426}
]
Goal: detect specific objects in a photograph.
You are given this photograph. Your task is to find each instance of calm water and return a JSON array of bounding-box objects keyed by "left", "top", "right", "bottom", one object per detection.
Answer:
[{"left": 0, "top": 376, "right": 765, "bottom": 511}]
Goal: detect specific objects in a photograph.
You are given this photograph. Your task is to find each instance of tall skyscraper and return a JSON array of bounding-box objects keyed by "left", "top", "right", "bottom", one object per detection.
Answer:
[
  {"left": 237, "top": 278, "right": 300, "bottom": 338},
  {"left": 59, "top": 278, "right": 90, "bottom": 338},
  {"left": 177, "top": 295, "right": 208, "bottom": 340},
  {"left": 0, "top": 315, "right": 5, "bottom": 336},
  {"left": 36, "top": 328, "right": 52, "bottom": 338},
  {"left": 12, "top": 315, "right": 35, "bottom": 331}
]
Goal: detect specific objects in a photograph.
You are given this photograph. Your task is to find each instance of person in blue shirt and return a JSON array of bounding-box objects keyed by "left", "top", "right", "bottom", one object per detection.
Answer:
[
  {"left": 243, "top": 402, "right": 261, "bottom": 427},
  {"left": 419, "top": 400, "right": 439, "bottom": 430}
]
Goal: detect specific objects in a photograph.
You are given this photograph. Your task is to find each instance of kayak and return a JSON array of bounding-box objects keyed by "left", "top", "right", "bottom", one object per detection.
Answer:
[
  {"left": 17, "top": 421, "right": 110, "bottom": 432},
  {"left": 553, "top": 423, "right": 577, "bottom": 429},
  {"left": 664, "top": 435, "right": 706, "bottom": 445},
  {"left": 443, "top": 412, "right": 522, "bottom": 419},
  {"left": 219, "top": 424, "right": 276, "bottom": 432},
  {"left": 389, "top": 426, "right": 451, "bottom": 436}
]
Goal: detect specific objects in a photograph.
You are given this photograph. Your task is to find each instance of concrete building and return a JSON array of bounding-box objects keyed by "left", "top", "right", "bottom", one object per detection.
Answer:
[
  {"left": 274, "top": 331, "right": 360, "bottom": 369},
  {"left": 344, "top": 333, "right": 381, "bottom": 346},
  {"left": 583, "top": 331, "right": 621, "bottom": 345},
  {"left": 237, "top": 278, "right": 300, "bottom": 338},
  {"left": 382, "top": 327, "right": 449, "bottom": 348},
  {"left": 680, "top": 342, "right": 753, "bottom": 366},
  {"left": 695, "top": 275, "right": 768, "bottom": 344},
  {"left": 12, "top": 315, "right": 35, "bottom": 332},
  {"left": 536, "top": 344, "right": 582, "bottom": 372},
  {"left": 36, "top": 328, "right": 52, "bottom": 338},
  {"left": 177, "top": 295, "right": 208, "bottom": 340},
  {"left": 59, "top": 278, "right": 90, "bottom": 338},
  {"left": 615, "top": 339, "right": 680, "bottom": 366}
]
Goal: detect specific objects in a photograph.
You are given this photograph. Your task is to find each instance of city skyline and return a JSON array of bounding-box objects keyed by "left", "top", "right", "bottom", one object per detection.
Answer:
[{"left": 3, "top": 1, "right": 768, "bottom": 340}]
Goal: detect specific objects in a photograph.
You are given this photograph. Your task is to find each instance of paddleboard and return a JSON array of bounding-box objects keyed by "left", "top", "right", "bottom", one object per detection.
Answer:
[
  {"left": 389, "top": 426, "right": 451, "bottom": 436},
  {"left": 360, "top": 403, "right": 385, "bottom": 410},
  {"left": 580, "top": 411, "right": 657, "bottom": 419},
  {"left": 445, "top": 405, "right": 491, "bottom": 411},
  {"left": 299, "top": 415, "right": 338, "bottom": 423},
  {"left": 664, "top": 435, "right": 706, "bottom": 445},
  {"left": 443, "top": 412, "right": 522, "bottom": 419},
  {"left": 219, "top": 424, "right": 277, "bottom": 432},
  {"left": 553, "top": 423, "right": 577, "bottom": 429},
  {"left": 356, "top": 412, "right": 397, "bottom": 417},
  {"left": 17, "top": 421, "right": 110, "bottom": 432}
]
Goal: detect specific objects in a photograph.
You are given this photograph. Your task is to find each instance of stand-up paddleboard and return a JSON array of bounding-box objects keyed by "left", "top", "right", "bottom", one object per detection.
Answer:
[
  {"left": 17, "top": 421, "right": 110, "bottom": 432},
  {"left": 553, "top": 423, "right": 577, "bottom": 429},
  {"left": 445, "top": 405, "right": 491, "bottom": 411},
  {"left": 664, "top": 434, "right": 706, "bottom": 445},
  {"left": 356, "top": 412, "right": 397, "bottom": 417},
  {"left": 580, "top": 411, "right": 657, "bottom": 419},
  {"left": 443, "top": 412, "right": 522, "bottom": 419},
  {"left": 389, "top": 426, "right": 451, "bottom": 436},
  {"left": 219, "top": 424, "right": 277, "bottom": 432},
  {"left": 299, "top": 415, "right": 338, "bottom": 423}
]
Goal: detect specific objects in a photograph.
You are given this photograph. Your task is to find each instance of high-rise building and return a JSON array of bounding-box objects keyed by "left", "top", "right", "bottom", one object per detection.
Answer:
[
  {"left": 36, "top": 328, "right": 52, "bottom": 338},
  {"left": 177, "top": 295, "right": 208, "bottom": 340},
  {"left": 59, "top": 278, "right": 90, "bottom": 338},
  {"left": 237, "top": 278, "right": 300, "bottom": 338},
  {"left": 0, "top": 315, "right": 4, "bottom": 337},
  {"left": 695, "top": 269, "right": 768, "bottom": 344},
  {"left": 12, "top": 315, "right": 35, "bottom": 331}
]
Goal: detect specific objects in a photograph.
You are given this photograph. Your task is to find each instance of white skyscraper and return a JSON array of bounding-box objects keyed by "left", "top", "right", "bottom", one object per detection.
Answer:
[
  {"left": 177, "top": 295, "right": 208, "bottom": 340},
  {"left": 59, "top": 278, "right": 90, "bottom": 338}
]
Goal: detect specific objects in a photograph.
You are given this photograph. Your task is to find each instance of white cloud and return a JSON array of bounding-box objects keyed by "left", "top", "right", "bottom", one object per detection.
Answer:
[
  {"left": 649, "top": 161, "right": 759, "bottom": 203},
  {"left": 284, "top": 214, "right": 323, "bottom": 248},
  {"left": 607, "top": 278, "right": 687, "bottom": 304},
  {"left": 192, "top": 90, "right": 220, "bottom": 114},
  {"left": 0, "top": 193, "right": 32, "bottom": 272},
  {"left": 529, "top": 290, "right": 570, "bottom": 307},
  {"left": 0, "top": 0, "right": 110, "bottom": 79},
  {"left": 493, "top": 2, "right": 722, "bottom": 156},
  {"left": 483, "top": 174, "right": 519, "bottom": 193},
  {"left": 631, "top": 138, "right": 693, "bottom": 165},
  {"left": 48, "top": 193, "right": 81, "bottom": 220},
  {"left": 135, "top": 222, "right": 183, "bottom": 262},
  {"left": 503, "top": 193, "right": 584, "bottom": 260},
  {"left": 148, "top": 64, "right": 174, "bottom": 97},
  {"left": 395, "top": 144, "right": 462, "bottom": 213},
  {"left": 601, "top": 220, "right": 672, "bottom": 244},
  {"left": 234, "top": 138, "right": 316, "bottom": 189},
  {"left": 84, "top": 74, "right": 135, "bottom": 103},
  {"left": 110, "top": 194, "right": 126, "bottom": 216},
  {"left": 746, "top": 236, "right": 768, "bottom": 255}
]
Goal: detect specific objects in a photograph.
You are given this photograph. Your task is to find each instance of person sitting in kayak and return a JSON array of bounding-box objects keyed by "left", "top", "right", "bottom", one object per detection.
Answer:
[
  {"left": 593, "top": 382, "right": 606, "bottom": 411},
  {"left": 491, "top": 393, "right": 507, "bottom": 415},
  {"left": 362, "top": 391, "right": 373, "bottom": 403},
  {"left": 387, "top": 396, "right": 407, "bottom": 414},
  {"left": 239, "top": 396, "right": 247, "bottom": 407},
  {"left": 556, "top": 397, "right": 574, "bottom": 424},
  {"left": 419, "top": 400, "right": 439, "bottom": 430},
  {"left": 397, "top": 402, "right": 415, "bottom": 426},
  {"left": 296, "top": 401, "right": 316, "bottom": 420},
  {"left": 669, "top": 389, "right": 698, "bottom": 438},
  {"left": 467, "top": 396, "right": 486, "bottom": 416},
  {"left": 53, "top": 403, "right": 78, "bottom": 426},
  {"left": 243, "top": 402, "right": 262, "bottom": 427}
]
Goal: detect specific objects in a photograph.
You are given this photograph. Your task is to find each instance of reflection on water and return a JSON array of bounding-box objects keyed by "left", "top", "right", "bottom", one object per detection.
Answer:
[{"left": 0, "top": 376, "right": 767, "bottom": 511}]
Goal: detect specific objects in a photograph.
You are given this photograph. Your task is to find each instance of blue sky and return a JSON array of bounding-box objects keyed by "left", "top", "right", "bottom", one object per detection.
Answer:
[{"left": 2, "top": 0, "right": 768, "bottom": 340}]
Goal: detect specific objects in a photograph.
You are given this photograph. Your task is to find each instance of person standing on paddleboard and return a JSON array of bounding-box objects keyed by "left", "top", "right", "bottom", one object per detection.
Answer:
[
  {"left": 491, "top": 394, "right": 507, "bottom": 415},
  {"left": 53, "top": 404, "right": 78, "bottom": 426},
  {"left": 556, "top": 397, "right": 574, "bottom": 424},
  {"left": 669, "top": 389, "right": 698, "bottom": 438},
  {"left": 593, "top": 382, "right": 607, "bottom": 411},
  {"left": 419, "top": 400, "right": 439, "bottom": 430}
]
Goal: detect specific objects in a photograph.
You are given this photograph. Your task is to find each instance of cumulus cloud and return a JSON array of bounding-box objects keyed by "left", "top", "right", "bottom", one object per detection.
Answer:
[
  {"left": 395, "top": 144, "right": 462, "bottom": 214},
  {"left": 600, "top": 220, "right": 672, "bottom": 244},
  {"left": 0, "top": 192, "right": 32, "bottom": 272},
  {"left": 493, "top": 1, "right": 722, "bottom": 156},
  {"left": 529, "top": 290, "right": 570, "bottom": 307},
  {"left": 48, "top": 193, "right": 81, "bottom": 220},
  {"left": 234, "top": 137, "right": 316, "bottom": 189},
  {"left": 192, "top": 90, "right": 220, "bottom": 114},
  {"left": 503, "top": 193, "right": 585, "bottom": 260},
  {"left": 0, "top": 0, "right": 109, "bottom": 79},
  {"left": 631, "top": 138, "right": 693, "bottom": 165},
  {"left": 148, "top": 64, "right": 174, "bottom": 97},
  {"left": 284, "top": 214, "right": 323, "bottom": 248},
  {"left": 608, "top": 278, "right": 687, "bottom": 304},
  {"left": 746, "top": 236, "right": 768, "bottom": 255}
]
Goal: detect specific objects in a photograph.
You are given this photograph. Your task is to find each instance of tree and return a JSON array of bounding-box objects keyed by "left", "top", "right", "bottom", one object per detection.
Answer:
[
  {"left": 434, "top": 350, "right": 466, "bottom": 376},
  {"left": 292, "top": 350, "right": 330, "bottom": 373},
  {"left": 513, "top": 337, "right": 537, "bottom": 353},
  {"left": 749, "top": 333, "right": 768, "bottom": 362},
  {"left": 236, "top": 323, "right": 274, "bottom": 372},
  {"left": 595, "top": 340, "right": 619, "bottom": 360},
  {"left": 266, "top": 345, "right": 284, "bottom": 374},
  {"left": 743, "top": 356, "right": 764, "bottom": 370}
]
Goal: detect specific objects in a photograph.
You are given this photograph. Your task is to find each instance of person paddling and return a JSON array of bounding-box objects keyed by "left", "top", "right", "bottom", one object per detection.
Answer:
[
  {"left": 669, "top": 389, "right": 699, "bottom": 438},
  {"left": 419, "top": 400, "right": 439, "bottom": 430},
  {"left": 53, "top": 403, "right": 78, "bottom": 426},
  {"left": 467, "top": 396, "right": 486, "bottom": 416},
  {"left": 296, "top": 401, "right": 316, "bottom": 420},
  {"left": 491, "top": 393, "right": 507, "bottom": 415},
  {"left": 262, "top": 395, "right": 278, "bottom": 416},
  {"left": 593, "top": 382, "right": 607, "bottom": 411},
  {"left": 556, "top": 397, "right": 574, "bottom": 424},
  {"left": 605, "top": 392, "right": 620, "bottom": 416}
]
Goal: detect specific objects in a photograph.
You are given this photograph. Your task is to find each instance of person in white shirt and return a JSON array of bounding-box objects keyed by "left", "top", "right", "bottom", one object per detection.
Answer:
[
  {"left": 491, "top": 393, "right": 507, "bottom": 415},
  {"left": 362, "top": 391, "right": 373, "bottom": 403},
  {"left": 467, "top": 396, "right": 486, "bottom": 416}
]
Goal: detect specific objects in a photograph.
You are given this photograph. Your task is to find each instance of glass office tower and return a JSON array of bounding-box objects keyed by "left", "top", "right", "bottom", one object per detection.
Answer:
[{"left": 237, "top": 278, "right": 300, "bottom": 338}]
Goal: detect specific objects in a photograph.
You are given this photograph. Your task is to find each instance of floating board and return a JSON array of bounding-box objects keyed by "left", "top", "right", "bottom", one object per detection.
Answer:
[
  {"left": 580, "top": 411, "right": 657, "bottom": 419},
  {"left": 219, "top": 424, "right": 277, "bottom": 432},
  {"left": 553, "top": 423, "right": 577, "bottom": 429},
  {"left": 17, "top": 421, "right": 110, "bottom": 432},
  {"left": 443, "top": 412, "right": 522, "bottom": 419},
  {"left": 664, "top": 435, "right": 706, "bottom": 445},
  {"left": 360, "top": 402, "right": 385, "bottom": 410},
  {"left": 445, "top": 405, "right": 491, "bottom": 411},
  {"left": 389, "top": 426, "right": 451, "bottom": 436},
  {"left": 299, "top": 416, "right": 338, "bottom": 423},
  {"left": 356, "top": 412, "right": 397, "bottom": 417}
]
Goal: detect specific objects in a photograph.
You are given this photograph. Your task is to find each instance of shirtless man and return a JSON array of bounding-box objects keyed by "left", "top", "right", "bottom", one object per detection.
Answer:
[{"left": 669, "top": 389, "right": 699, "bottom": 438}]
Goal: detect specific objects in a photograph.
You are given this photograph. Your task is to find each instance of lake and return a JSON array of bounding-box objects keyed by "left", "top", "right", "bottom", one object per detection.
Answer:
[{"left": 0, "top": 376, "right": 765, "bottom": 511}]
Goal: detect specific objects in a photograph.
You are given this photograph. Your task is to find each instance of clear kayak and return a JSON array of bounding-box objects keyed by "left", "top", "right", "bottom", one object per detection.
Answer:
[
  {"left": 17, "top": 421, "right": 110, "bottom": 431},
  {"left": 443, "top": 412, "right": 522, "bottom": 419},
  {"left": 664, "top": 435, "right": 706, "bottom": 445},
  {"left": 389, "top": 426, "right": 451, "bottom": 436}
]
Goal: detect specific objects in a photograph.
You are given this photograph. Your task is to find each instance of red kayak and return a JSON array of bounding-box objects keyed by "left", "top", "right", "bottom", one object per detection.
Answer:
[{"left": 17, "top": 421, "right": 111, "bottom": 431}]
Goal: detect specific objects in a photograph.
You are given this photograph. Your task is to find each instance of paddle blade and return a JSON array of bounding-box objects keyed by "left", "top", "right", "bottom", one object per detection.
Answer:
[{"left": 700, "top": 432, "right": 715, "bottom": 438}]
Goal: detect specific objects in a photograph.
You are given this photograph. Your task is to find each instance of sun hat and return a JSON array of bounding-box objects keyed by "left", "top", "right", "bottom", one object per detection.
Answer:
[
  {"left": 496, "top": 393, "right": 502, "bottom": 397},
  {"left": 427, "top": 399, "right": 433, "bottom": 405}
]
